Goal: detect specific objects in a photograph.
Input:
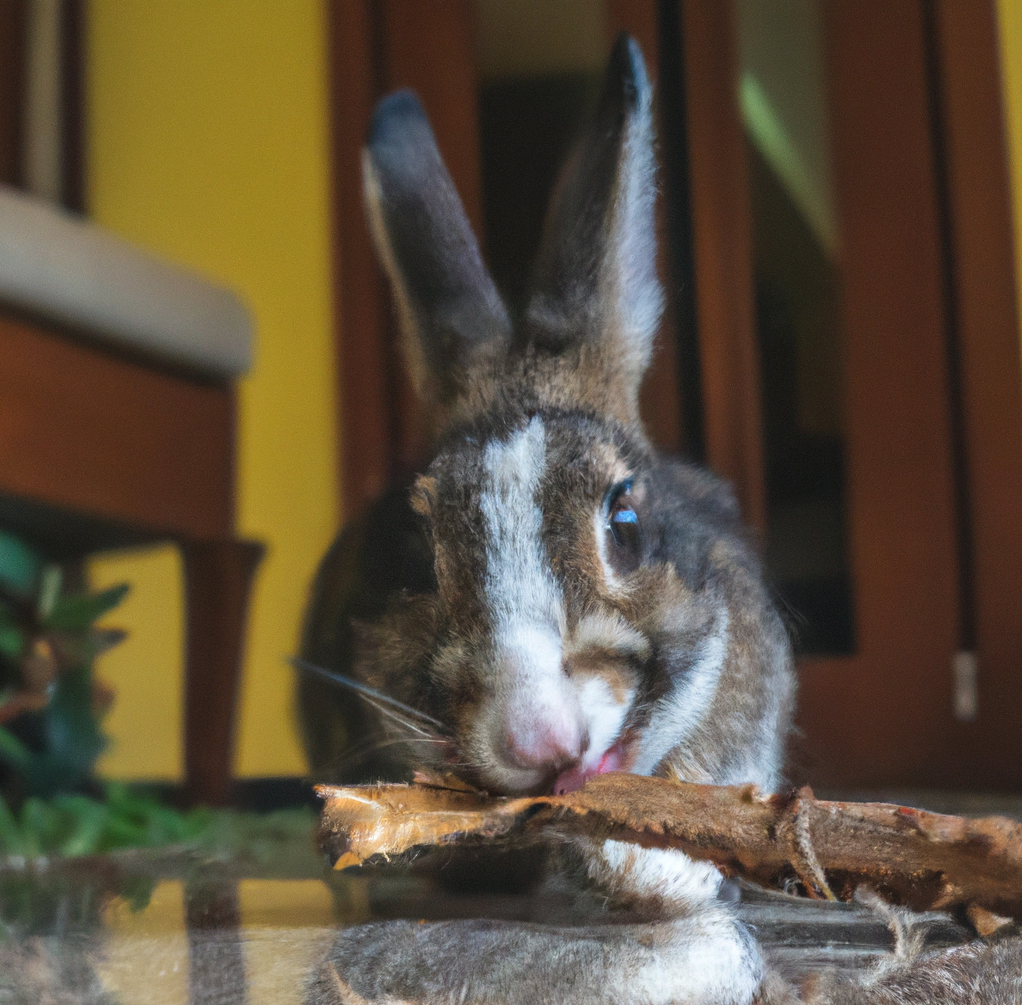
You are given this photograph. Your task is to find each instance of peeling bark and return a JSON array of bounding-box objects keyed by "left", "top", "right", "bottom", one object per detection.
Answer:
[{"left": 316, "top": 773, "right": 1022, "bottom": 918}]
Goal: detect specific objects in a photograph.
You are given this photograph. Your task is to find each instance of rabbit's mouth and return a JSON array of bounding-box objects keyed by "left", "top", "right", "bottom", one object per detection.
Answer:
[{"left": 551, "top": 737, "right": 631, "bottom": 795}]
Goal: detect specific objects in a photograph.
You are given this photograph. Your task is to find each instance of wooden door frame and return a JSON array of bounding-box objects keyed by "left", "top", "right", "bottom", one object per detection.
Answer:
[
  {"left": 805, "top": 0, "right": 962, "bottom": 787},
  {"left": 327, "top": 0, "right": 482, "bottom": 519},
  {"left": 930, "top": 0, "right": 1022, "bottom": 788},
  {"left": 0, "top": 0, "right": 86, "bottom": 209},
  {"left": 676, "top": 0, "right": 767, "bottom": 533},
  {"left": 676, "top": 0, "right": 1022, "bottom": 788}
]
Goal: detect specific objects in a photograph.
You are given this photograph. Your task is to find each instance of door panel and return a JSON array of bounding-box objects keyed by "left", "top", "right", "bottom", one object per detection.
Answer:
[
  {"left": 329, "top": 0, "right": 482, "bottom": 515},
  {"left": 677, "top": 0, "right": 767, "bottom": 531},
  {"left": 739, "top": 0, "right": 973, "bottom": 787},
  {"left": 932, "top": 0, "right": 1022, "bottom": 789},
  {"left": 701, "top": 0, "right": 1022, "bottom": 789},
  {"left": 691, "top": 0, "right": 971, "bottom": 786}
]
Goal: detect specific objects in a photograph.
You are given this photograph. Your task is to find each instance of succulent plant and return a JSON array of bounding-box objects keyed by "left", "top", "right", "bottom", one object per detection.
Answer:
[{"left": 0, "top": 532, "right": 128, "bottom": 802}]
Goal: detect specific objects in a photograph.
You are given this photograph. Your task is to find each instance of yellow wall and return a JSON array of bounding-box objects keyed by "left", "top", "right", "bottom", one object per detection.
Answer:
[
  {"left": 85, "top": 0, "right": 339, "bottom": 779},
  {"left": 998, "top": 0, "right": 1022, "bottom": 353}
]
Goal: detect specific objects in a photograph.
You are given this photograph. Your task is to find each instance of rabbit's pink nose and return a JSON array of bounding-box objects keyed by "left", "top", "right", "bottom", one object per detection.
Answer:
[{"left": 503, "top": 720, "right": 583, "bottom": 772}]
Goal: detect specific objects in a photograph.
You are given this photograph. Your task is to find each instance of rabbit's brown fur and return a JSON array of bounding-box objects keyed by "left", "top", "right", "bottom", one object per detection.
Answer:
[{"left": 299, "top": 34, "right": 1016, "bottom": 1005}]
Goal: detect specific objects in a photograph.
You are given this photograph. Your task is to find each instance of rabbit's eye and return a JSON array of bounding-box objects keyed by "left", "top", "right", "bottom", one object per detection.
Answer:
[{"left": 607, "top": 480, "right": 640, "bottom": 556}]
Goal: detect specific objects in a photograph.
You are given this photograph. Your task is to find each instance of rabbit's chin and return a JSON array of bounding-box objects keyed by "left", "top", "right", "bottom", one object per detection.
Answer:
[{"left": 551, "top": 738, "right": 630, "bottom": 795}]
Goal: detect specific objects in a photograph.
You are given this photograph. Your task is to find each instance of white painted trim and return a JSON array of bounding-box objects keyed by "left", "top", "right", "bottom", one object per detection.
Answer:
[{"left": 0, "top": 185, "right": 252, "bottom": 377}]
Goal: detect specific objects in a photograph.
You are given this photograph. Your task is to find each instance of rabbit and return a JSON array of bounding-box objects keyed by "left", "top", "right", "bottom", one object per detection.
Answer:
[{"left": 299, "top": 33, "right": 795, "bottom": 1005}]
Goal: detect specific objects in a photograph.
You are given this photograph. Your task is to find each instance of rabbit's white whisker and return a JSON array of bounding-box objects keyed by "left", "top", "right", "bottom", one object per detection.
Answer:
[
  {"left": 364, "top": 696, "right": 439, "bottom": 739},
  {"left": 292, "top": 657, "right": 445, "bottom": 729}
]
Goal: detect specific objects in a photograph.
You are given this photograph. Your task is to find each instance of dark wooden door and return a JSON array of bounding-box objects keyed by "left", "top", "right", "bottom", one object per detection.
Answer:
[
  {"left": 796, "top": 1, "right": 964, "bottom": 788},
  {"left": 682, "top": 0, "right": 1022, "bottom": 790}
]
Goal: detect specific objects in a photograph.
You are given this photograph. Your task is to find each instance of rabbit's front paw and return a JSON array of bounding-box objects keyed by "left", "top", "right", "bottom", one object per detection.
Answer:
[{"left": 305, "top": 911, "right": 763, "bottom": 1005}]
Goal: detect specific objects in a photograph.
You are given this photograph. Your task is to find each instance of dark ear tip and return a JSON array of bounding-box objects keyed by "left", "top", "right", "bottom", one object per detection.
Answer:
[
  {"left": 369, "top": 89, "right": 429, "bottom": 150},
  {"left": 606, "top": 32, "right": 650, "bottom": 110}
]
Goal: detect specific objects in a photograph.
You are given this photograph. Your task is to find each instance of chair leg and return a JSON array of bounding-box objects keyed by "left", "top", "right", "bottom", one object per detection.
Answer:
[{"left": 181, "top": 538, "right": 264, "bottom": 806}]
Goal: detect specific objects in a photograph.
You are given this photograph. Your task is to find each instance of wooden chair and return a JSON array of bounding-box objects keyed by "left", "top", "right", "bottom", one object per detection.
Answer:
[{"left": 0, "top": 185, "right": 261, "bottom": 805}]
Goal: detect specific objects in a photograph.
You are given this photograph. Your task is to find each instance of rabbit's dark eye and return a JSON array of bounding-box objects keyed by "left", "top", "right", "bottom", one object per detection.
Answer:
[{"left": 607, "top": 480, "right": 640, "bottom": 558}]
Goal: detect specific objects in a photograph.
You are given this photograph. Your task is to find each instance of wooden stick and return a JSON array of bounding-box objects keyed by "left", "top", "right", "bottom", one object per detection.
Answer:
[{"left": 316, "top": 772, "right": 1022, "bottom": 919}]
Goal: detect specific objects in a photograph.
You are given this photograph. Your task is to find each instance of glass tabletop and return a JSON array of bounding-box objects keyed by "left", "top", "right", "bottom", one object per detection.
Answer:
[{"left": 3, "top": 793, "right": 1005, "bottom": 1004}]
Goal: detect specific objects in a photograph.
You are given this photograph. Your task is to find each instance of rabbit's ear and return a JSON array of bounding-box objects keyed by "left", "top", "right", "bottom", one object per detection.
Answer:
[
  {"left": 525, "top": 35, "right": 663, "bottom": 422},
  {"left": 364, "top": 92, "right": 511, "bottom": 409}
]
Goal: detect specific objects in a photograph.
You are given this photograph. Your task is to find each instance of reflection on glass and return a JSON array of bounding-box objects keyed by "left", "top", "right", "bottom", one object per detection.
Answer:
[{"left": 737, "top": 0, "right": 855, "bottom": 654}]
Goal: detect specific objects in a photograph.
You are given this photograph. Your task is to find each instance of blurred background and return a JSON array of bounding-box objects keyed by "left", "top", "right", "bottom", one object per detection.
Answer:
[{"left": 0, "top": 0, "right": 1020, "bottom": 803}]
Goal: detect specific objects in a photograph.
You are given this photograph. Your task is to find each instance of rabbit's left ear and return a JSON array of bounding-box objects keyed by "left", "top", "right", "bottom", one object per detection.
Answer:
[
  {"left": 363, "top": 92, "right": 511, "bottom": 412},
  {"left": 525, "top": 34, "right": 663, "bottom": 423}
]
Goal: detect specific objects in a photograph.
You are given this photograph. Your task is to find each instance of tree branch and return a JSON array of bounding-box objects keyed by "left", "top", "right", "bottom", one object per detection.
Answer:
[{"left": 316, "top": 773, "right": 1022, "bottom": 919}]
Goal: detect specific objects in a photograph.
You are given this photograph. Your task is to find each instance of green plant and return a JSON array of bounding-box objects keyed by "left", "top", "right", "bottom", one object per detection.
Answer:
[
  {"left": 0, "top": 782, "right": 213, "bottom": 858},
  {"left": 0, "top": 783, "right": 318, "bottom": 861},
  {"left": 0, "top": 531, "right": 128, "bottom": 802}
]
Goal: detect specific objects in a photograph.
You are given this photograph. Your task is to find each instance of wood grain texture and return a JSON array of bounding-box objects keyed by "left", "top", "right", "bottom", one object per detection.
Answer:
[
  {"left": 59, "top": 0, "right": 85, "bottom": 213},
  {"left": 380, "top": 0, "right": 482, "bottom": 239},
  {"left": 796, "top": 0, "right": 962, "bottom": 787},
  {"left": 0, "top": 0, "right": 26, "bottom": 188},
  {"left": 328, "top": 0, "right": 483, "bottom": 516},
  {"left": 182, "top": 540, "right": 264, "bottom": 807},
  {"left": 931, "top": 0, "right": 1022, "bottom": 787},
  {"left": 0, "top": 315, "right": 234, "bottom": 539},
  {"left": 379, "top": 0, "right": 481, "bottom": 474},
  {"left": 327, "top": 0, "right": 395, "bottom": 518}
]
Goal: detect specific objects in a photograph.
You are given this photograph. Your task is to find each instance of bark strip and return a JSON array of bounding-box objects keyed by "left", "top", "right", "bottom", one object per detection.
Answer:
[{"left": 316, "top": 773, "right": 1022, "bottom": 918}]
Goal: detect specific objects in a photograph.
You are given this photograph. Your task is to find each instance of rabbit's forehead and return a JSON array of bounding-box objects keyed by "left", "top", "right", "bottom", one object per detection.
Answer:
[
  {"left": 431, "top": 412, "right": 638, "bottom": 499},
  {"left": 424, "top": 414, "right": 641, "bottom": 617},
  {"left": 429, "top": 415, "right": 571, "bottom": 532},
  {"left": 424, "top": 416, "right": 637, "bottom": 563}
]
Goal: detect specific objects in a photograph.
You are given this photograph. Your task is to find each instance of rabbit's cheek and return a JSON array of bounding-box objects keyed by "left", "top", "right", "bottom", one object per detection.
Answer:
[{"left": 629, "top": 611, "right": 732, "bottom": 776}]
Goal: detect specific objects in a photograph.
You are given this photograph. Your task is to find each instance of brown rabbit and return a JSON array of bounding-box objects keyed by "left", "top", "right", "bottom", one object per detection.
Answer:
[
  {"left": 299, "top": 33, "right": 795, "bottom": 1004},
  {"left": 298, "top": 33, "right": 1022, "bottom": 1005}
]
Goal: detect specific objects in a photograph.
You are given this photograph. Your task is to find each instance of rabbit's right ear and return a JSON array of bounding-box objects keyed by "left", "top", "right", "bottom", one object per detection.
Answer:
[
  {"left": 524, "top": 35, "right": 662, "bottom": 426},
  {"left": 363, "top": 92, "right": 511, "bottom": 411}
]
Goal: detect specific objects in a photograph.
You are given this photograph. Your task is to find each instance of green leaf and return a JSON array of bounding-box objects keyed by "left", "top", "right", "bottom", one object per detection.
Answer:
[
  {"left": 0, "top": 795, "right": 24, "bottom": 855},
  {"left": 0, "top": 623, "right": 22, "bottom": 660},
  {"left": 100, "top": 813, "right": 148, "bottom": 848},
  {"left": 42, "top": 667, "right": 107, "bottom": 787},
  {"left": 0, "top": 726, "right": 32, "bottom": 769},
  {"left": 0, "top": 666, "right": 109, "bottom": 800},
  {"left": 53, "top": 795, "right": 108, "bottom": 857},
  {"left": 45, "top": 583, "right": 130, "bottom": 632},
  {"left": 0, "top": 533, "right": 41, "bottom": 596},
  {"left": 36, "top": 565, "right": 62, "bottom": 621},
  {"left": 19, "top": 798, "right": 51, "bottom": 856},
  {"left": 46, "top": 627, "right": 127, "bottom": 669},
  {"left": 0, "top": 602, "right": 21, "bottom": 660}
]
